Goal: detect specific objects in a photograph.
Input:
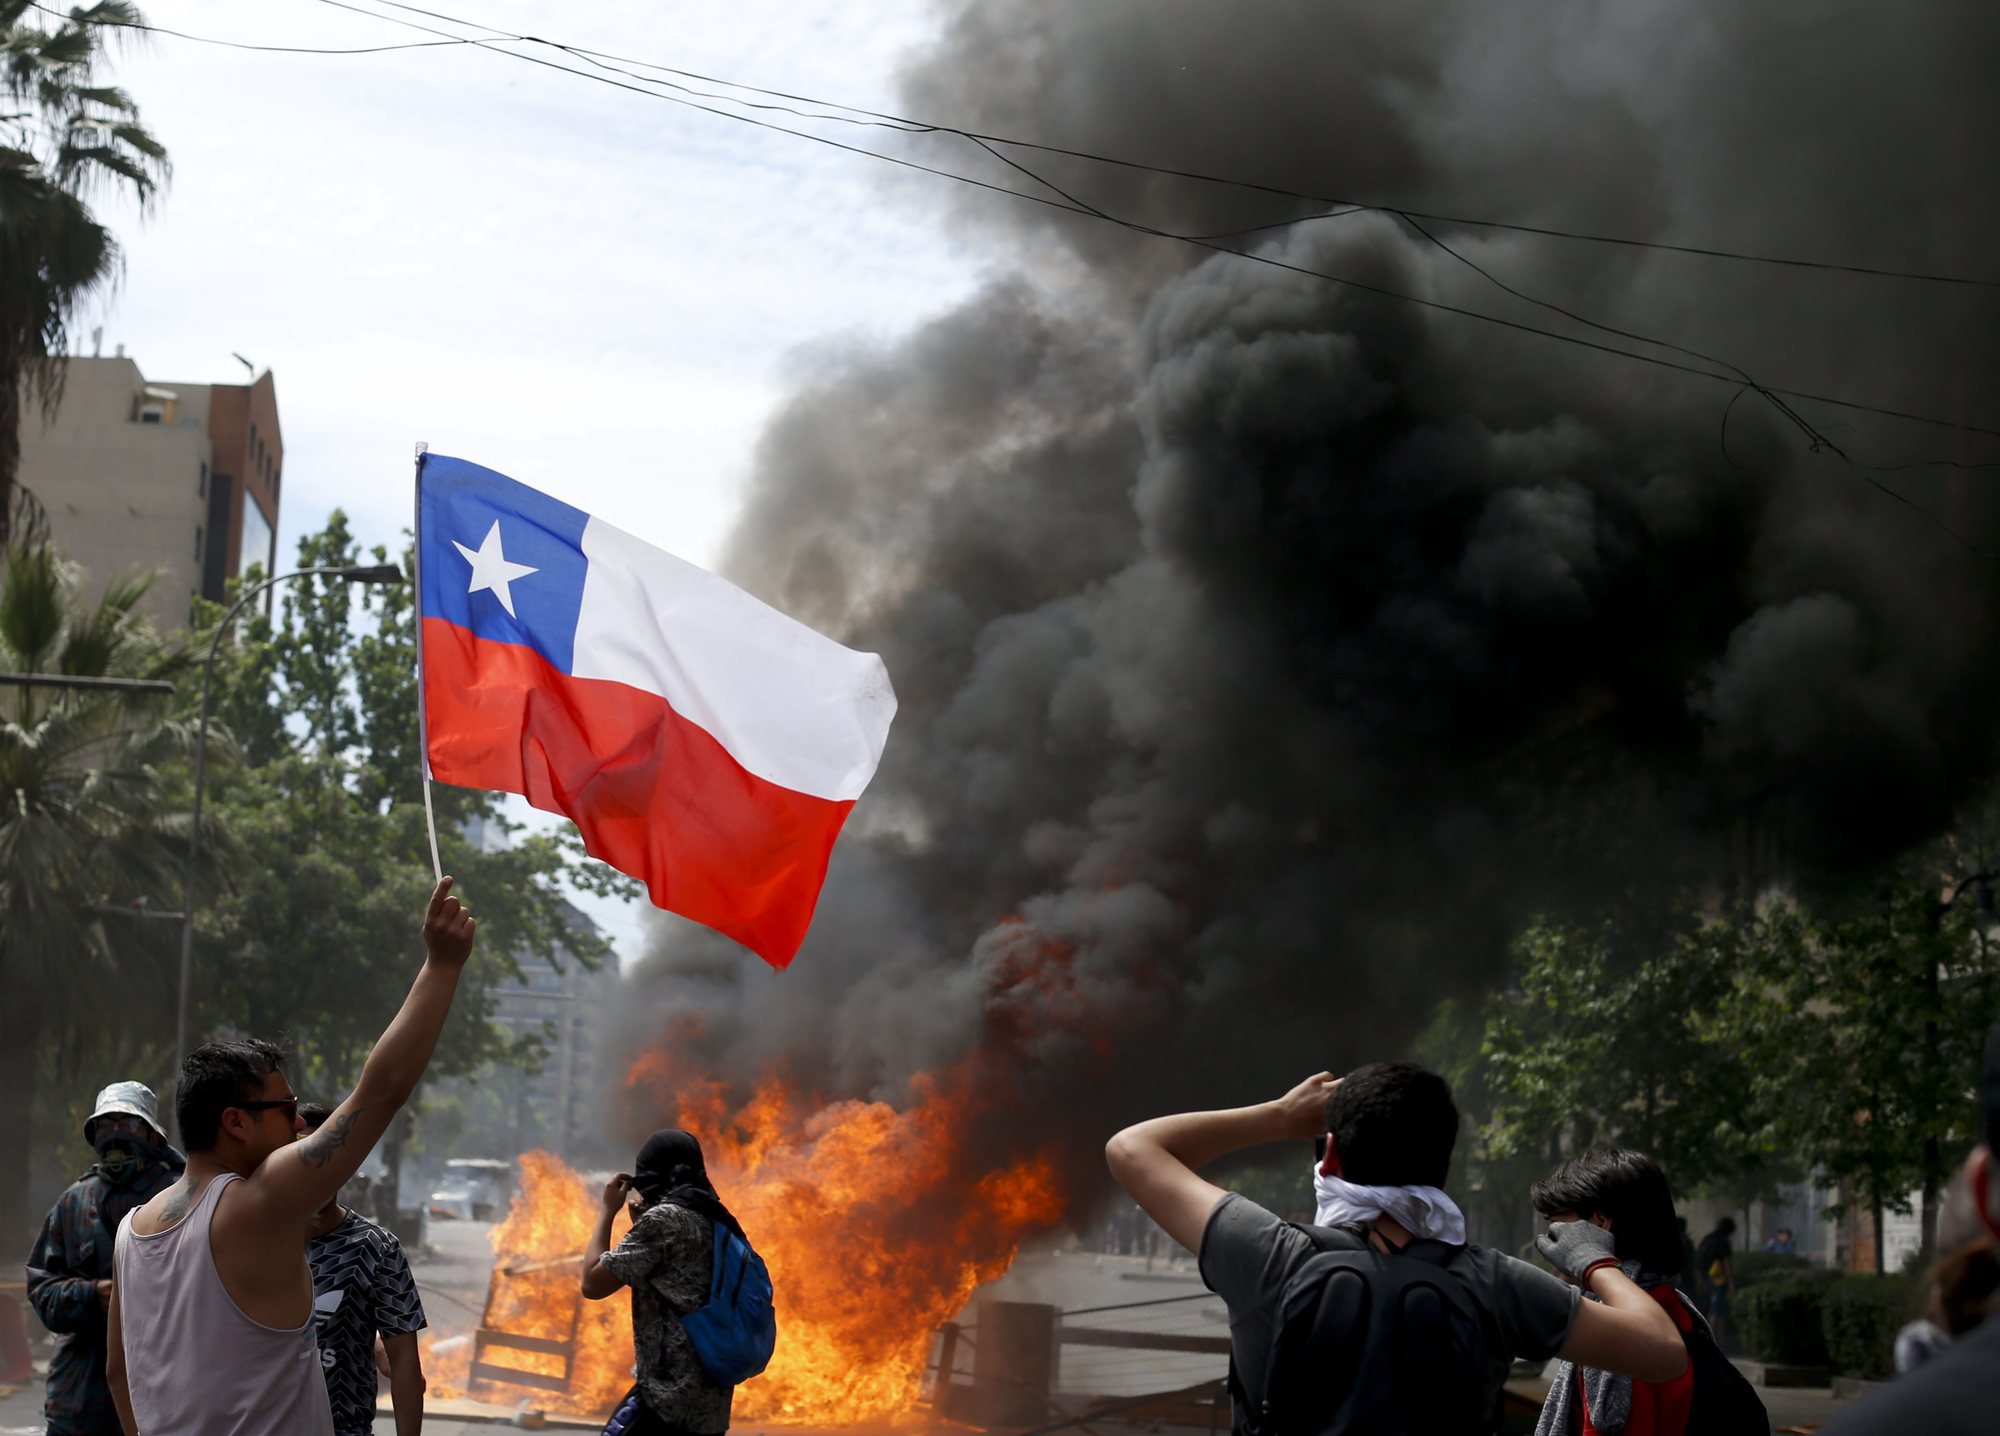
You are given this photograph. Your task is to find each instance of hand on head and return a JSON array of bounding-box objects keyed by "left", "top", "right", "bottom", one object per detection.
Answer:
[
  {"left": 423, "top": 877, "right": 477, "bottom": 968},
  {"left": 1538, "top": 1216, "right": 1621, "bottom": 1284},
  {"left": 602, "top": 1173, "right": 634, "bottom": 1214},
  {"left": 1274, "top": 1072, "right": 1340, "bottom": 1141}
]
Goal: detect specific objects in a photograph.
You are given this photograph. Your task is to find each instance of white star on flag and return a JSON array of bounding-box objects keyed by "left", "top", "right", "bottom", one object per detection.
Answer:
[{"left": 453, "top": 520, "right": 539, "bottom": 618}]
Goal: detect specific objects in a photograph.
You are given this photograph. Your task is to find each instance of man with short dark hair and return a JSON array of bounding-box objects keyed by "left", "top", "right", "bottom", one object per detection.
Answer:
[
  {"left": 106, "top": 878, "right": 477, "bottom": 1436},
  {"left": 1823, "top": 1019, "right": 2000, "bottom": 1433},
  {"left": 1108, "top": 1063, "right": 1687, "bottom": 1434},
  {"left": 1763, "top": 1227, "right": 1797, "bottom": 1256},
  {"left": 25, "top": 1082, "right": 184, "bottom": 1436},
  {"left": 298, "top": 1102, "right": 427, "bottom": 1436}
]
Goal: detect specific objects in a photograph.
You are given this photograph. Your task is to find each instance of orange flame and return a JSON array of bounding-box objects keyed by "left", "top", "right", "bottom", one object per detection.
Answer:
[{"left": 434, "top": 1059, "right": 1066, "bottom": 1424}]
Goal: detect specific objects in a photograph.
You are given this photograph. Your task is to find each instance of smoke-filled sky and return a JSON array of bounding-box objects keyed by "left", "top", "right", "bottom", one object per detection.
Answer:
[{"left": 622, "top": 0, "right": 1999, "bottom": 1190}]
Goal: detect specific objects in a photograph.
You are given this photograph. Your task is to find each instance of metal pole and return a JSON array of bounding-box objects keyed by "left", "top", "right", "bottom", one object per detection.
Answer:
[{"left": 172, "top": 563, "right": 405, "bottom": 1071}]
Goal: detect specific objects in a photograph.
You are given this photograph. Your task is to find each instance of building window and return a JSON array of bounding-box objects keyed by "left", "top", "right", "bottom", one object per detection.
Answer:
[
  {"left": 139, "top": 404, "right": 163, "bottom": 424},
  {"left": 271, "top": 466, "right": 280, "bottom": 503},
  {"left": 199, "top": 462, "right": 207, "bottom": 498},
  {"left": 195, "top": 525, "right": 203, "bottom": 563},
  {"left": 239, "top": 499, "right": 273, "bottom": 581}
]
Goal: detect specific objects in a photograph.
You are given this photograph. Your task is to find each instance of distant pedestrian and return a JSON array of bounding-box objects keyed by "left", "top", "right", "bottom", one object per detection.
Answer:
[
  {"left": 25, "top": 1081, "right": 184, "bottom": 1436},
  {"left": 108, "top": 878, "right": 477, "bottom": 1435},
  {"left": 1823, "top": 1018, "right": 2000, "bottom": 1433},
  {"left": 583, "top": 1129, "right": 776, "bottom": 1436},
  {"left": 1762, "top": 1227, "right": 1797, "bottom": 1256},
  {"left": 1694, "top": 1217, "right": 1736, "bottom": 1344},
  {"left": 297, "top": 1102, "right": 428, "bottom": 1436}
]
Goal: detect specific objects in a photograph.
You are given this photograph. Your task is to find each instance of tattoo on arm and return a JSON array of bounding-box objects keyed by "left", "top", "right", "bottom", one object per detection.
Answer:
[{"left": 296, "top": 1109, "right": 364, "bottom": 1170}]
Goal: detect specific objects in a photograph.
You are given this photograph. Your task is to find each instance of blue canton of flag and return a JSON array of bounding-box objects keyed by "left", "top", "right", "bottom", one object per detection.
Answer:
[{"left": 418, "top": 455, "right": 591, "bottom": 675}]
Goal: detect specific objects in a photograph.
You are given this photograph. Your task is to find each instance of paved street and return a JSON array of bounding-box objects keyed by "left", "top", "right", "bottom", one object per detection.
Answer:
[{"left": 2, "top": 1239, "right": 1867, "bottom": 1433}]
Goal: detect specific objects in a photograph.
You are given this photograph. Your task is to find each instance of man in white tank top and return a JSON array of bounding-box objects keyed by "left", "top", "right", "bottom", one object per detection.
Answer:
[{"left": 106, "top": 878, "right": 478, "bottom": 1436}]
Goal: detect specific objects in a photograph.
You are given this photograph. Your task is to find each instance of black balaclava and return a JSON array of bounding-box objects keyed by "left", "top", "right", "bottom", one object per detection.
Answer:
[
  {"left": 93, "top": 1125, "right": 172, "bottom": 1229},
  {"left": 632, "top": 1129, "right": 745, "bottom": 1240}
]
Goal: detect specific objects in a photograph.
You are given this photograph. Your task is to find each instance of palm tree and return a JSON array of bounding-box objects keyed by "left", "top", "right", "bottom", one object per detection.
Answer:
[
  {"left": 1, "top": 1, "right": 169, "bottom": 539},
  {"left": 0, "top": 543, "right": 196, "bottom": 1242}
]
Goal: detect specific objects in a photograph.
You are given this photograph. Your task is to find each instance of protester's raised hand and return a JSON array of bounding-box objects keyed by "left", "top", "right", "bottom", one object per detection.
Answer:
[
  {"left": 602, "top": 1173, "right": 634, "bottom": 1213},
  {"left": 1272, "top": 1071, "right": 1340, "bottom": 1140},
  {"left": 423, "top": 876, "right": 477, "bottom": 969},
  {"left": 1536, "top": 1218, "right": 1621, "bottom": 1284}
]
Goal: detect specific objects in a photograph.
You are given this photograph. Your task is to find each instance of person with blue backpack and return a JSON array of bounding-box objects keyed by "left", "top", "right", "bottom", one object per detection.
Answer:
[{"left": 582, "top": 1130, "right": 776, "bottom": 1436}]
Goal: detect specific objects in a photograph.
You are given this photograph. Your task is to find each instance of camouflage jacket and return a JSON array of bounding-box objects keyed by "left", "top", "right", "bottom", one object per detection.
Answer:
[{"left": 24, "top": 1155, "right": 184, "bottom": 1435}]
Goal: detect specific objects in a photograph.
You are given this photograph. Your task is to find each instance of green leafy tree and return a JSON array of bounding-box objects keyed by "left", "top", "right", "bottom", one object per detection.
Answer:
[
  {"left": 1715, "top": 862, "right": 1999, "bottom": 1268},
  {"left": 0, "top": 544, "right": 194, "bottom": 1242},
  {"left": 1475, "top": 911, "right": 1782, "bottom": 1201},
  {"left": 185, "top": 513, "right": 638, "bottom": 1215},
  {"left": 1459, "top": 847, "right": 2000, "bottom": 1273},
  {"left": 0, "top": 0, "right": 169, "bottom": 535}
]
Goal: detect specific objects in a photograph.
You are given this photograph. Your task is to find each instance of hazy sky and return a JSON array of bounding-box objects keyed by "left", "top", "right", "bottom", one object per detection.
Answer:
[{"left": 84, "top": 0, "right": 992, "bottom": 954}]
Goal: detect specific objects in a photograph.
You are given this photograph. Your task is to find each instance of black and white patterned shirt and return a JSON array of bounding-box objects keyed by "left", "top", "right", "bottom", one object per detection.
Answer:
[
  {"left": 306, "top": 1210, "right": 427, "bottom": 1436},
  {"left": 601, "top": 1201, "right": 733, "bottom": 1433}
]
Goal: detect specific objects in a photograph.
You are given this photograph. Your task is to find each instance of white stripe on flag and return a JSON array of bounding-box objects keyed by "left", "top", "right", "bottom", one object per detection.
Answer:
[{"left": 570, "top": 517, "right": 896, "bottom": 802}]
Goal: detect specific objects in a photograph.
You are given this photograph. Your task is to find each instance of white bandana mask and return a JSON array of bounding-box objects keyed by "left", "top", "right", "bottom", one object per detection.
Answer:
[{"left": 1311, "top": 1161, "right": 1468, "bottom": 1244}]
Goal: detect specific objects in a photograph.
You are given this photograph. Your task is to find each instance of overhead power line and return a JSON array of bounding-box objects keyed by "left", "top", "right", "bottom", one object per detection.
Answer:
[
  {"left": 355, "top": 0, "right": 2000, "bottom": 292},
  {"left": 277, "top": 2, "right": 1990, "bottom": 430},
  {"left": 320, "top": 4, "right": 2000, "bottom": 439},
  {"left": 62, "top": 0, "right": 2000, "bottom": 291},
  {"left": 24, "top": 2, "right": 472, "bottom": 54},
  {"left": 317, "top": 0, "right": 2000, "bottom": 550},
  {"left": 54, "top": 0, "right": 2000, "bottom": 544}
]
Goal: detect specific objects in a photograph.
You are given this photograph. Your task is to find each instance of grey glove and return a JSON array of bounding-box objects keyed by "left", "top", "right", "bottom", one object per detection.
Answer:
[{"left": 1536, "top": 1220, "right": 1621, "bottom": 1283}]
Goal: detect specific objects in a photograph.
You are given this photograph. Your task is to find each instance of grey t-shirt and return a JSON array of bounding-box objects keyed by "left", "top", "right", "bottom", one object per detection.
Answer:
[{"left": 1198, "top": 1193, "right": 1578, "bottom": 1425}]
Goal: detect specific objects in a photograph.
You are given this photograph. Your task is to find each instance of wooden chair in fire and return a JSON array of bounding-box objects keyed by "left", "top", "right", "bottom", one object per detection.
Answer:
[{"left": 470, "top": 1255, "right": 586, "bottom": 1396}]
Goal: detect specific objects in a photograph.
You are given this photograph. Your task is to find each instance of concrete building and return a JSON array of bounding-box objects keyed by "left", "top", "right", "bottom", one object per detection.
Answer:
[
  {"left": 15, "top": 354, "right": 283, "bottom": 631},
  {"left": 486, "top": 904, "right": 627, "bottom": 1166}
]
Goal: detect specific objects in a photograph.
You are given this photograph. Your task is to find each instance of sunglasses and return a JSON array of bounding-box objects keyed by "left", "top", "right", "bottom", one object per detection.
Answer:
[{"left": 236, "top": 1097, "right": 301, "bottom": 1120}]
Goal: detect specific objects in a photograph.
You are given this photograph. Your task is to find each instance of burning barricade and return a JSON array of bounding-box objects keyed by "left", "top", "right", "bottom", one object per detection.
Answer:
[{"left": 428, "top": 1062, "right": 1065, "bottom": 1425}]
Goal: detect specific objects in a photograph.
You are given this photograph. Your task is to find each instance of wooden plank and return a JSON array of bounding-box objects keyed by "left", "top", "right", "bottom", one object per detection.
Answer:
[
  {"left": 474, "top": 1330, "right": 575, "bottom": 1358},
  {"left": 470, "top": 1362, "right": 573, "bottom": 1394},
  {"left": 1060, "top": 1326, "right": 1232, "bottom": 1355}
]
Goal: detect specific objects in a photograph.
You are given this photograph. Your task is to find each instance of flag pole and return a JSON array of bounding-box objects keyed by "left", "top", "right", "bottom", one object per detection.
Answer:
[{"left": 412, "top": 442, "right": 443, "bottom": 881}]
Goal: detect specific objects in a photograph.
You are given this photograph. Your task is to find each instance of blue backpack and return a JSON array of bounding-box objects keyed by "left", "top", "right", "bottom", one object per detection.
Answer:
[{"left": 679, "top": 1218, "right": 777, "bottom": 1387}]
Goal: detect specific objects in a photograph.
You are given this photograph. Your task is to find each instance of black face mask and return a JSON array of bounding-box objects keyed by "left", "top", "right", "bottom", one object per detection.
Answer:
[{"left": 93, "top": 1134, "right": 160, "bottom": 1186}]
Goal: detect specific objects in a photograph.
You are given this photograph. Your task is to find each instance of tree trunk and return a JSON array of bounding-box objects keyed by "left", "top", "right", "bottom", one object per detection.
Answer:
[
  {"left": 1921, "top": 924, "right": 1941, "bottom": 1263},
  {"left": 0, "top": 980, "right": 44, "bottom": 1250},
  {"left": 1871, "top": 1191, "right": 1886, "bottom": 1274},
  {"left": 1920, "top": 1149, "right": 1940, "bottom": 1266},
  {"left": 0, "top": 354, "right": 20, "bottom": 547}
]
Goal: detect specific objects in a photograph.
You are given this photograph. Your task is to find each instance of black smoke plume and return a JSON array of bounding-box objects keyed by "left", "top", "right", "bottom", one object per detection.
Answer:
[{"left": 616, "top": 0, "right": 2000, "bottom": 1200}]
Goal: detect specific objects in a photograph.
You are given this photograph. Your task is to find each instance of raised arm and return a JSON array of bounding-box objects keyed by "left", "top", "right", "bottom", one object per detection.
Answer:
[
  {"left": 1105, "top": 1073, "right": 1336, "bottom": 1252},
  {"left": 247, "top": 877, "right": 477, "bottom": 1222},
  {"left": 581, "top": 1174, "right": 633, "bottom": 1300}
]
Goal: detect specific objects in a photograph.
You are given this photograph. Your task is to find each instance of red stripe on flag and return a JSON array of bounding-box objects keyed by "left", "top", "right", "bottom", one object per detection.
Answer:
[{"left": 421, "top": 617, "right": 853, "bottom": 968}]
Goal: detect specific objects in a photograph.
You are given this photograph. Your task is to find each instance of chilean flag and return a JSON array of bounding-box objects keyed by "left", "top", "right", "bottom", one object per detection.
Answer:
[{"left": 416, "top": 454, "right": 896, "bottom": 968}]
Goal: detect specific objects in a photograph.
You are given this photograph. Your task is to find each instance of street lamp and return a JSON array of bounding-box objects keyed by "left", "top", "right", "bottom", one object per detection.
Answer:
[{"left": 173, "top": 562, "right": 406, "bottom": 1067}]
